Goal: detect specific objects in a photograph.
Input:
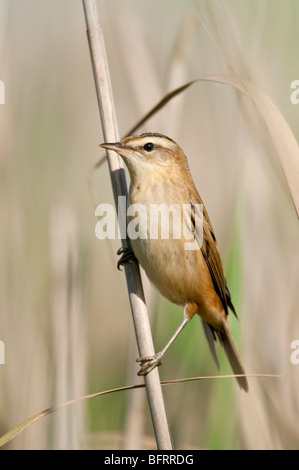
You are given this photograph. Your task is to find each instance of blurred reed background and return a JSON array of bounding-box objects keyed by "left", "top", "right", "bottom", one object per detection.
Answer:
[{"left": 0, "top": 0, "right": 298, "bottom": 450}]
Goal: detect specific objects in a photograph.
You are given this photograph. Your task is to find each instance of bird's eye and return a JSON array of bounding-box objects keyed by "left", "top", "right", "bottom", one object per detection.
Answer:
[{"left": 143, "top": 142, "right": 154, "bottom": 152}]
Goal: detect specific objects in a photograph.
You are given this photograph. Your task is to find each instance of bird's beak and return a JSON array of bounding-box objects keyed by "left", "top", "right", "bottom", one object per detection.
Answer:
[{"left": 99, "top": 142, "right": 126, "bottom": 151}]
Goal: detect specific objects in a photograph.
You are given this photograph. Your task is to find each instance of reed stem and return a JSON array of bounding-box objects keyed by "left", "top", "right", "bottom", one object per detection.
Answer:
[{"left": 82, "top": 0, "right": 172, "bottom": 450}]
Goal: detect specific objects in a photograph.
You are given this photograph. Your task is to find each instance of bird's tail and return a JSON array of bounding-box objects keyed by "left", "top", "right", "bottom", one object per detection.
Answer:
[{"left": 201, "top": 319, "right": 249, "bottom": 392}]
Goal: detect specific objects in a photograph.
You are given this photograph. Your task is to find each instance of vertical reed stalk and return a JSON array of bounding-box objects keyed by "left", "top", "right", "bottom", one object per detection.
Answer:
[{"left": 82, "top": 0, "right": 172, "bottom": 450}]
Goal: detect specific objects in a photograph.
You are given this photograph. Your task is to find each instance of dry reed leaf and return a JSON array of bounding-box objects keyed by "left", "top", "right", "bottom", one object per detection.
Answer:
[
  {"left": 0, "top": 385, "right": 142, "bottom": 448},
  {"left": 0, "top": 373, "right": 282, "bottom": 448},
  {"left": 203, "top": 74, "right": 299, "bottom": 219}
]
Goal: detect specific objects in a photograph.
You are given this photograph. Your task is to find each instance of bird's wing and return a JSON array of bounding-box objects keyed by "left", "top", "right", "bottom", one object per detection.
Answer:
[
  {"left": 200, "top": 205, "right": 228, "bottom": 315},
  {"left": 188, "top": 187, "right": 234, "bottom": 317}
]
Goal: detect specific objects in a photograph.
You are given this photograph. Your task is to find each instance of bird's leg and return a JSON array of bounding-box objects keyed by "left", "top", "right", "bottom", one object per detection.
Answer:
[
  {"left": 137, "top": 317, "right": 191, "bottom": 376},
  {"left": 117, "top": 246, "right": 137, "bottom": 270}
]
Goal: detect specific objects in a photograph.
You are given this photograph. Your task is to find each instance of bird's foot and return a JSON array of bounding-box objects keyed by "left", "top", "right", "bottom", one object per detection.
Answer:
[
  {"left": 117, "top": 246, "right": 137, "bottom": 270},
  {"left": 136, "top": 352, "right": 164, "bottom": 376}
]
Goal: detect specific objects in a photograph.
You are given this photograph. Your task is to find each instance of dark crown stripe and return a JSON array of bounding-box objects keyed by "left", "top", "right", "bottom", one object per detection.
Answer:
[{"left": 139, "top": 132, "right": 175, "bottom": 143}]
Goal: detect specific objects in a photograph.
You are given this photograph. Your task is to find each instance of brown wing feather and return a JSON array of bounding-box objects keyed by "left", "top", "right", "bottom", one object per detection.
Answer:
[
  {"left": 201, "top": 205, "right": 229, "bottom": 315},
  {"left": 189, "top": 186, "right": 234, "bottom": 317}
]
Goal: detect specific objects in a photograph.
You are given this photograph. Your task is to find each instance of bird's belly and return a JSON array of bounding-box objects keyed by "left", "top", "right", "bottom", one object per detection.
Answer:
[
  {"left": 131, "top": 235, "right": 200, "bottom": 305},
  {"left": 127, "top": 189, "right": 212, "bottom": 310}
]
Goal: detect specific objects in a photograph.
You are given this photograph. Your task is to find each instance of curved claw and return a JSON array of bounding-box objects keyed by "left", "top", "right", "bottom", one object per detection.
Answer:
[
  {"left": 117, "top": 246, "right": 137, "bottom": 270},
  {"left": 136, "top": 352, "right": 164, "bottom": 376}
]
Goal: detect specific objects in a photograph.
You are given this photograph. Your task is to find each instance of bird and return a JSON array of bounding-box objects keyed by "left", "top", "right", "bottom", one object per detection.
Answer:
[{"left": 100, "top": 133, "right": 248, "bottom": 392}]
